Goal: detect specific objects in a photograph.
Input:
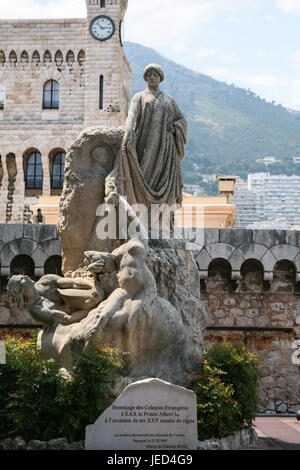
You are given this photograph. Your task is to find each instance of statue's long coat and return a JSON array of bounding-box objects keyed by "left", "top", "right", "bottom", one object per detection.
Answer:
[{"left": 112, "top": 89, "right": 187, "bottom": 207}]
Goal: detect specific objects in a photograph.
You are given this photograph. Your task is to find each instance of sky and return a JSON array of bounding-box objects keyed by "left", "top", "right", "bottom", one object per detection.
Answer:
[{"left": 2, "top": 0, "right": 300, "bottom": 110}]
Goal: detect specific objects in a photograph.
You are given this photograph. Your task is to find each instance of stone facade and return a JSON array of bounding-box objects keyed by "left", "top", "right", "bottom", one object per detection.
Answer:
[
  {"left": 197, "top": 228, "right": 300, "bottom": 413},
  {"left": 0, "top": 0, "right": 131, "bottom": 223},
  {"left": 0, "top": 226, "right": 299, "bottom": 413}
]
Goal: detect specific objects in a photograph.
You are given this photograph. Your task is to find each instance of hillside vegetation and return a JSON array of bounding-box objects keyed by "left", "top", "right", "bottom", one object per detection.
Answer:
[{"left": 125, "top": 42, "right": 300, "bottom": 190}]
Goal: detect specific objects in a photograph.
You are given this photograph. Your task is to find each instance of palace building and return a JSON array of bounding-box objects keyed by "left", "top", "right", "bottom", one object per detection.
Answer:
[{"left": 0, "top": 0, "right": 131, "bottom": 223}]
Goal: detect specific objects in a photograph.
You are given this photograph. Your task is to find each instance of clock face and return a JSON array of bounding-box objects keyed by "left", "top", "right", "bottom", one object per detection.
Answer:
[{"left": 90, "top": 16, "right": 115, "bottom": 41}]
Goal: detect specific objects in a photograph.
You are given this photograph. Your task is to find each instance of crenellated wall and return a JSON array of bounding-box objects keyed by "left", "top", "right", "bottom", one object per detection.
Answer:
[{"left": 196, "top": 228, "right": 300, "bottom": 283}]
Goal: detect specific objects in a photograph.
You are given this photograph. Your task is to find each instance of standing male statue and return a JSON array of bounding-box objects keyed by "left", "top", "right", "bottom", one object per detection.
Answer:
[{"left": 107, "top": 63, "right": 187, "bottom": 211}]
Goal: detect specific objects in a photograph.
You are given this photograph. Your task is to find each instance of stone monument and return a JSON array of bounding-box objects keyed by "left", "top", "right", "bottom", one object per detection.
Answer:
[
  {"left": 85, "top": 378, "right": 198, "bottom": 450},
  {"left": 7, "top": 64, "right": 206, "bottom": 447}
]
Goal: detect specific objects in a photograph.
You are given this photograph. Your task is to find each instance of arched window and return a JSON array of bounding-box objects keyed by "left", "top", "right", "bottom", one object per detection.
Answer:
[
  {"left": 44, "top": 256, "right": 62, "bottom": 276},
  {"left": 43, "top": 80, "right": 59, "bottom": 109},
  {"left": 99, "top": 75, "right": 104, "bottom": 110},
  {"left": 51, "top": 151, "right": 66, "bottom": 189},
  {"left": 66, "top": 50, "right": 75, "bottom": 65},
  {"left": 32, "top": 50, "right": 40, "bottom": 64},
  {"left": 21, "top": 51, "right": 29, "bottom": 63},
  {"left": 101, "top": 0, "right": 106, "bottom": 7},
  {"left": 9, "top": 51, "right": 17, "bottom": 64},
  {"left": 44, "top": 50, "right": 52, "bottom": 63},
  {"left": 241, "top": 259, "right": 264, "bottom": 278},
  {"left": 0, "top": 83, "right": 4, "bottom": 110},
  {"left": 271, "top": 260, "right": 296, "bottom": 293},
  {"left": 6, "top": 153, "right": 17, "bottom": 178},
  {"left": 25, "top": 151, "right": 43, "bottom": 189},
  {"left": 206, "top": 258, "right": 232, "bottom": 293},
  {"left": 55, "top": 50, "right": 63, "bottom": 66},
  {"left": 10, "top": 255, "right": 35, "bottom": 278},
  {"left": 238, "top": 259, "right": 264, "bottom": 293},
  {"left": 0, "top": 51, "right": 5, "bottom": 64},
  {"left": 78, "top": 50, "right": 86, "bottom": 66}
]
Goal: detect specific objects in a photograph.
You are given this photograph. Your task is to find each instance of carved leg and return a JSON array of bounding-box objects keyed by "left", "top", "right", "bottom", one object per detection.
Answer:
[{"left": 67, "top": 309, "right": 89, "bottom": 323}]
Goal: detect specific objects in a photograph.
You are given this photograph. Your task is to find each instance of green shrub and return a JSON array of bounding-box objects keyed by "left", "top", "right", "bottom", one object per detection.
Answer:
[
  {"left": 204, "top": 342, "right": 260, "bottom": 427},
  {"left": 0, "top": 334, "right": 124, "bottom": 442},
  {"left": 195, "top": 363, "right": 241, "bottom": 441},
  {"left": 195, "top": 342, "right": 260, "bottom": 440},
  {"left": 0, "top": 335, "right": 259, "bottom": 443}
]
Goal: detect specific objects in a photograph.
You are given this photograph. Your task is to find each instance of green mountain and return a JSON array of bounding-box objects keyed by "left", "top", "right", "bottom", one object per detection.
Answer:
[{"left": 124, "top": 42, "right": 300, "bottom": 192}]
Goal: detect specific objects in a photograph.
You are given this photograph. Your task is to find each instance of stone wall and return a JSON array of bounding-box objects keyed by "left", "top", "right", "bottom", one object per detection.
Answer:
[
  {"left": 197, "top": 228, "right": 300, "bottom": 413},
  {"left": 203, "top": 302, "right": 299, "bottom": 414}
]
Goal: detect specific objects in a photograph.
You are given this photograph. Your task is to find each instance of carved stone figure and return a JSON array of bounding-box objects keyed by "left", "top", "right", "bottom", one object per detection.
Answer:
[
  {"left": 7, "top": 273, "right": 102, "bottom": 326},
  {"left": 107, "top": 64, "right": 187, "bottom": 208},
  {"left": 58, "top": 127, "right": 124, "bottom": 274},
  {"left": 9, "top": 64, "right": 206, "bottom": 387},
  {"left": 81, "top": 238, "right": 201, "bottom": 384},
  {"left": 8, "top": 239, "right": 204, "bottom": 385}
]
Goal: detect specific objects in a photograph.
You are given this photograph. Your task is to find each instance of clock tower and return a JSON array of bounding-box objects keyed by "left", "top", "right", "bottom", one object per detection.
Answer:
[{"left": 84, "top": 0, "right": 131, "bottom": 127}]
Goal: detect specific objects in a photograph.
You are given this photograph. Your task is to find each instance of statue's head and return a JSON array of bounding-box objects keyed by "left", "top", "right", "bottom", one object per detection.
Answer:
[
  {"left": 90, "top": 146, "right": 109, "bottom": 167},
  {"left": 112, "top": 239, "right": 156, "bottom": 297},
  {"left": 143, "top": 63, "right": 164, "bottom": 86},
  {"left": 117, "top": 265, "right": 145, "bottom": 296},
  {"left": 84, "top": 251, "right": 116, "bottom": 274},
  {"left": 7, "top": 275, "right": 35, "bottom": 308}
]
